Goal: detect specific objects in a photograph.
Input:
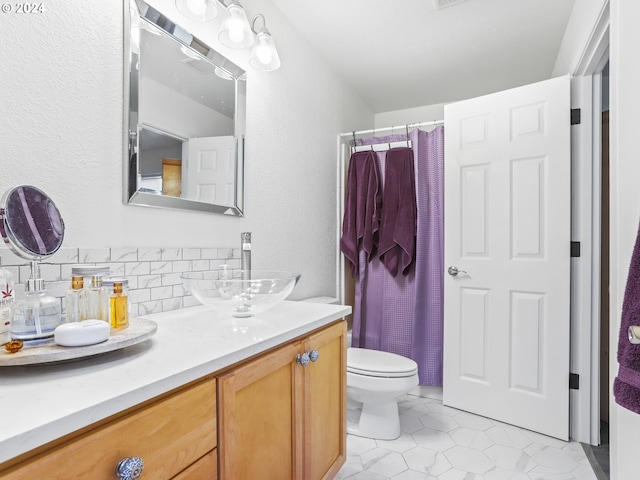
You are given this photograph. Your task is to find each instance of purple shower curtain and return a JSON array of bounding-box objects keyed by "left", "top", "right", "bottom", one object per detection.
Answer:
[{"left": 350, "top": 126, "right": 444, "bottom": 385}]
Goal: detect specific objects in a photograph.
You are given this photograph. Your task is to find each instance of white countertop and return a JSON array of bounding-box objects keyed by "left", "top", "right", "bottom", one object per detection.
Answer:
[{"left": 0, "top": 301, "right": 351, "bottom": 465}]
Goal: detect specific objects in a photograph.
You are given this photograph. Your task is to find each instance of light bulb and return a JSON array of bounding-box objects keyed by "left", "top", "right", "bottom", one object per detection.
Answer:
[
  {"left": 227, "top": 18, "right": 246, "bottom": 43},
  {"left": 255, "top": 41, "right": 272, "bottom": 65},
  {"left": 186, "top": 0, "right": 206, "bottom": 15}
]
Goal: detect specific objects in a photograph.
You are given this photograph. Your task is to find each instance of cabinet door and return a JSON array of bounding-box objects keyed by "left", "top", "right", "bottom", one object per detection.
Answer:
[
  {"left": 172, "top": 449, "right": 217, "bottom": 480},
  {"left": 304, "top": 321, "right": 347, "bottom": 480},
  {"left": 218, "top": 340, "right": 304, "bottom": 480}
]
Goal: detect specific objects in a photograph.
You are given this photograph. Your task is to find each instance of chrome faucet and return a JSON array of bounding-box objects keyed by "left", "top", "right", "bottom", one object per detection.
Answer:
[{"left": 241, "top": 232, "right": 251, "bottom": 278}]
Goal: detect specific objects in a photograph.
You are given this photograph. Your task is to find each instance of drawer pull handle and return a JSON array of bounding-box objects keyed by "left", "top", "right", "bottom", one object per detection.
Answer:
[
  {"left": 296, "top": 352, "right": 310, "bottom": 367},
  {"left": 116, "top": 457, "right": 144, "bottom": 479},
  {"left": 309, "top": 349, "right": 319, "bottom": 362}
]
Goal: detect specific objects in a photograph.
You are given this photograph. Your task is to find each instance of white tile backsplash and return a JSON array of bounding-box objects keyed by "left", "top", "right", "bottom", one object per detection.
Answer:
[
  {"left": 111, "top": 247, "right": 138, "bottom": 262},
  {"left": 138, "top": 274, "right": 162, "bottom": 289},
  {"left": 79, "top": 248, "right": 111, "bottom": 263},
  {"left": 150, "top": 286, "right": 173, "bottom": 301},
  {"left": 149, "top": 261, "right": 172, "bottom": 275},
  {"left": 49, "top": 248, "right": 79, "bottom": 264},
  {"left": 125, "top": 262, "right": 151, "bottom": 277},
  {"left": 161, "top": 248, "right": 182, "bottom": 261},
  {"left": 182, "top": 248, "right": 201, "bottom": 260},
  {"left": 138, "top": 248, "right": 162, "bottom": 261},
  {"left": 192, "top": 259, "right": 210, "bottom": 271},
  {"left": 0, "top": 246, "right": 238, "bottom": 316},
  {"left": 172, "top": 260, "right": 192, "bottom": 273}
]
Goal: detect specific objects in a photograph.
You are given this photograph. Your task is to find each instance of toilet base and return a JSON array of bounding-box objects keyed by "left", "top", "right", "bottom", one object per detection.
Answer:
[{"left": 346, "top": 397, "right": 402, "bottom": 440}]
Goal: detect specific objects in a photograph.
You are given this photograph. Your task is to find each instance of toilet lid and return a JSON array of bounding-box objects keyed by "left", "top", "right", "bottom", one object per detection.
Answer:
[{"left": 347, "top": 347, "right": 418, "bottom": 378}]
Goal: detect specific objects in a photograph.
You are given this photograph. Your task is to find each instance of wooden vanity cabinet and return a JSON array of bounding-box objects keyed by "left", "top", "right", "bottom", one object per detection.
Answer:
[
  {"left": 0, "top": 319, "right": 346, "bottom": 480},
  {"left": 0, "top": 376, "right": 218, "bottom": 480},
  {"left": 218, "top": 320, "right": 347, "bottom": 480}
]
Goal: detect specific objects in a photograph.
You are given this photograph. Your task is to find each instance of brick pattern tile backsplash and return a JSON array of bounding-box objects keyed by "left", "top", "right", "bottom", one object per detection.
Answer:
[{"left": 0, "top": 246, "right": 239, "bottom": 317}]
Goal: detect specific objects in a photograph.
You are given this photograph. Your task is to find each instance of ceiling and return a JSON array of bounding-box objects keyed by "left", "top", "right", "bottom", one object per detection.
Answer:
[{"left": 270, "top": 0, "right": 576, "bottom": 113}]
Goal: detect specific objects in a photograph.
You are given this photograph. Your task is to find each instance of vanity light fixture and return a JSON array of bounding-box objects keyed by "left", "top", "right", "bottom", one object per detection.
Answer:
[
  {"left": 218, "top": 0, "right": 254, "bottom": 49},
  {"left": 249, "top": 14, "right": 281, "bottom": 71},
  {"left": 175, "top": 0, "right": 218, "bottom": 21}
]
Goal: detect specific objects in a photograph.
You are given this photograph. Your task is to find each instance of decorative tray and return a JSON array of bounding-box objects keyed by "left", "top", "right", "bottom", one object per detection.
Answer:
[{"left": 0, "top": 318, "right": 158, "bottom": 366}]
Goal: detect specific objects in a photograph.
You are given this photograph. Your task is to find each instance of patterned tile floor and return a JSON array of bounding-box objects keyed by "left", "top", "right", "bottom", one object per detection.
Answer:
[{"left": 336, "top": 388, "right": 598, "bottom": 480}]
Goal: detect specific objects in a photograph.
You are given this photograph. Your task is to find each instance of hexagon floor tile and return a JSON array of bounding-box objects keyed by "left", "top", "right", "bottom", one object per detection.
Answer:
[{"left": 335, "top": 391, "right": 601, "bottom": 480}]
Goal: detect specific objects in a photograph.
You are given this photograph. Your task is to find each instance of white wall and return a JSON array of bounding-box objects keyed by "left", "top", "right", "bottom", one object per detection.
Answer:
[
  {"left": 374, "top": 102, "right": 447, "bottom": 130},
  {"left": 0, "top": 0, "right": 373, "bottom": 300},
  {"left": 610, "top": 1, "right": 640, "bottom": 478},
  {"left": 552, "top": 0, "right": 609, "bottom": 76}
]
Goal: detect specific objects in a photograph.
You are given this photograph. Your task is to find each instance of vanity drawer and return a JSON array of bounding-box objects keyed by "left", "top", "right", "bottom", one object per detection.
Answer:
[
  {"left": 172, "top": 449, "right": 218, "bottom": 480},
  {"left": 0, "top": 377, "right": 217, "bottom": 479}
]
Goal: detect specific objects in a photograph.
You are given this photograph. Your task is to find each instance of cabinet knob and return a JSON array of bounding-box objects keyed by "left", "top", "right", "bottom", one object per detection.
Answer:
[
  {"left": 309, "top": 349, "right": 319, "bottom": 362},
  {"left": 296, "top": 352, "right": 310, "bottom": 367},
  {"left": 116, "top": 457, "right": 144, "bottom": 480}
]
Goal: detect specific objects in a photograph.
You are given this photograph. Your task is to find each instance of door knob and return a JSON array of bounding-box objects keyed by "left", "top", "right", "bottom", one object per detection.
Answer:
[
  {"left": 296, "top": 352, "right": 311, "bottom": 367},
  {"left": 116, "top": 457, "right": 144, "bottom": 480},
  {"left": 309, "top": 349, "right": 319, "bottom": 362},
  {"left": 447, "top": 266, "right": 467, "bottom": 276}
]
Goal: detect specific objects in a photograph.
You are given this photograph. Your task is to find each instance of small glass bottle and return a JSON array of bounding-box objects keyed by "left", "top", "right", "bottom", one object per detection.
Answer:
[
  {"left": 103, "top": 277, "right": 130, "bottom": 320},
  {"left": 65, "top": 275, "right": 88, "bottom": 323},
  {"left": 86, "top": 275, "right": 108, "bottom": 322},
  {"left": 109, "top": 282, "right": 129, "bottom": 331},
  {"left": 0, "top": 268, "right": 15, "bottom": 345}
]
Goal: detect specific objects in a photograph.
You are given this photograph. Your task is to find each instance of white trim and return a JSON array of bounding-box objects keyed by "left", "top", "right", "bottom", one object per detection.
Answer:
[
  {"left": 335, "top": 137, "right": 351, "bottom": 304},
  {"left": 570, "top": 74, "right": 595, "bottom": 444},
  {"left": 569, "top": 1, "right": 610, "bottom": 445}
]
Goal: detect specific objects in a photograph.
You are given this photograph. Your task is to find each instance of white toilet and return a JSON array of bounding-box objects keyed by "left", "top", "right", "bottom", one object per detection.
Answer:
[
  {"left": 347, "top": 347, "right": 419, "bottom": 440},
  {"left": 301, "top": 297, "right": 419, "bottom": 441}
]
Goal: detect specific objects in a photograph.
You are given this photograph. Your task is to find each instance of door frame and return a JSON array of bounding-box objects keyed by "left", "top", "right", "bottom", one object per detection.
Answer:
[{"left": 569, "top": 2, "right": 610, "bottom": 445}]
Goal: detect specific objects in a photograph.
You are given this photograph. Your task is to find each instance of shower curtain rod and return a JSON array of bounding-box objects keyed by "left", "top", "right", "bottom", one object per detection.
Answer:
[{"left": 339, "top": 119, "right": 444, "bottom": 138}]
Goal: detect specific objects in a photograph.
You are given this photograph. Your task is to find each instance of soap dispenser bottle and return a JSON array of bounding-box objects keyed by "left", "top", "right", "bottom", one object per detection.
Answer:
[{"left": 11, "top": 262, "right": 62, "bottom": 345}]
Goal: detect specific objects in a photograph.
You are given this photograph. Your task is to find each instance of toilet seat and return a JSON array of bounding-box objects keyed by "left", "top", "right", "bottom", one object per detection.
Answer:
[{"left": 347, "top": 347, "right": 418, "bottom": 378}]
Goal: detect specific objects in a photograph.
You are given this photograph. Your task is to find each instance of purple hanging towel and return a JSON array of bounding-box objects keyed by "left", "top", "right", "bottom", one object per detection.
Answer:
[
  {"left": 340, "top": 150, "right": 382, "bottom": 277},
  {"left": 614, "top": 219, "right": 640, "bottom": 414},
  {"left": 378, "top": 147, "right": 417, "bottom": 276}
]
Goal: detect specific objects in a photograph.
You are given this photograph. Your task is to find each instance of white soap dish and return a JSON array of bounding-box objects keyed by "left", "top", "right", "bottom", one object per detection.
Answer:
[{"left": 54, "top": 320, "right": 110, "bottom": 347}]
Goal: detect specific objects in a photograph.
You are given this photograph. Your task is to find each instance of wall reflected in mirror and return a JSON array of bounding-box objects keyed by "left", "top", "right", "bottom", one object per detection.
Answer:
[{"left": 125, "top": 0, "right": 246, "bottom": 215}]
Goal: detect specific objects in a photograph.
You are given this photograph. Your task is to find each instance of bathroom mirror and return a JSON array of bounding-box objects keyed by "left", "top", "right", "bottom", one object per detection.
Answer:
[
  {"left": 125, "top": 0, "right": 247, "bottom": 215},
  {"left": 0, "top": 185, "right": 65, "bottom": 261}
]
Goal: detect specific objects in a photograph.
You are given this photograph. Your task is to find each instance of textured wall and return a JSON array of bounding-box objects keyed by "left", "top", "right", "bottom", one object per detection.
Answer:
[{"left": 0, "top": 0, "right": 373, "bottom": 301}]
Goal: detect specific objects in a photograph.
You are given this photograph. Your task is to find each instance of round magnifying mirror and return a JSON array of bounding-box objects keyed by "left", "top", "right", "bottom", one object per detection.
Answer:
[{"left": 0, "top": 185, "right": 65, "bottom": 261}]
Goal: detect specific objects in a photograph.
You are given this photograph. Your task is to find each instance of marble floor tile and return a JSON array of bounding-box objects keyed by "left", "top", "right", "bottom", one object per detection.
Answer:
[{"left": 337, "top": 392, "right": 600, "bottom": 480}]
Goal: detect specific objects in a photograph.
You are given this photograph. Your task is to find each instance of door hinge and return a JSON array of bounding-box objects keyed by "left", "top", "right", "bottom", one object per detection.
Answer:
[
  {"left": 569, "top": 373, "right": 580, "bottom": 390},
  {"left": 571, "top": 108, "right": 581, "bottom": 125},
  {"left": 570, "top": 241, "right": 581, "bottom": 257}
]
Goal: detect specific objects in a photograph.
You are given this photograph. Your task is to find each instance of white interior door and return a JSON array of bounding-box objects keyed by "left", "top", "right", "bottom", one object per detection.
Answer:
[
  {"left": 184, "top": 136, "right": 236, "bottom": 206},
  {"left": 443, "top": 76, "right": 571, "bottom": 440}
]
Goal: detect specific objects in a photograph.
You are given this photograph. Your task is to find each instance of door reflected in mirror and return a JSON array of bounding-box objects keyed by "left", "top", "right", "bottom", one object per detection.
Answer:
[{"left": 125, "top": 0, "right": 246, "bottom": 215}]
